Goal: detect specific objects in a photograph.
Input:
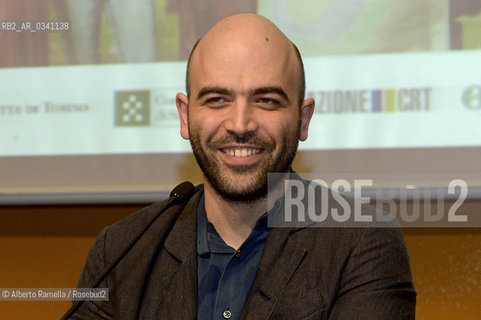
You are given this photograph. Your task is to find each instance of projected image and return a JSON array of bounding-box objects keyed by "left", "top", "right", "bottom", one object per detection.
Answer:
[
  {"left": 261, "top": 0, "right": 450, "bottom": 55},
  {"left": 450, "top": 0, "right": 481, "bottom": 50},
  {"left": 0, "top": 0, "right": 257, "bottom": 67},
  {"left": 2, "top": 0, "right": 481, "bottom": 68},
  {"left": 0, "top": 0, "right": 51, "bottom": 67},
  {"left": 1, "top": 0, "right": 481, "bottom": 158},
  {"left": 65, "top": 0, "right": 157, "bottom": 64},
  {"left": 1, "top": 0, "right": 480, "bottom": 198},
  {"left": 169, "top": 0, "right": 257, "bottom": 59}
]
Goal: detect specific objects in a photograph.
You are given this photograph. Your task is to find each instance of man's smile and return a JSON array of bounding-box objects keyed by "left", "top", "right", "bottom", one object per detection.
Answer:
[{"left": 220, "top": 146, "right": 263, "bottom": 158}]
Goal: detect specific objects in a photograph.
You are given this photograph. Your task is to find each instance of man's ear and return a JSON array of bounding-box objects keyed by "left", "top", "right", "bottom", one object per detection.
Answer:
[
  {"left": 176, "top": 93, "right": 190, "bottom": 140},
  {"left": 299, "top": 97, "right": 315, "bottom": 141}
]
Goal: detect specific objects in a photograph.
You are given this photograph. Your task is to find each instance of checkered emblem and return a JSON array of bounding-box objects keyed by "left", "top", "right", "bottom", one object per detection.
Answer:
[{"left": 115, "top": 91, "right": 150, "bottom": 126}]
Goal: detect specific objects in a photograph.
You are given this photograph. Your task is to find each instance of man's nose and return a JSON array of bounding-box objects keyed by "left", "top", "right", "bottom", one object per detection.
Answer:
[{"left": 223, "top": 100, "right": 258, "bottom": 135}]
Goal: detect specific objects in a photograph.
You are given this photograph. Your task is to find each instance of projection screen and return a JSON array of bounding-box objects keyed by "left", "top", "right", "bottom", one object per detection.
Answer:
[{"left": 1, "top": 0, "right": 480, "bottom": 203}]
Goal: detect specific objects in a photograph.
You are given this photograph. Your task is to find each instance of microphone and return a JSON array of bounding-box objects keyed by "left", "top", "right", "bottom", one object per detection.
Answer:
[
  {"left": 61, "top": 182, "right": 195, "bottom": 319},
  {"left": 170, "top": 181, "right": 196, "bottom": 202}
]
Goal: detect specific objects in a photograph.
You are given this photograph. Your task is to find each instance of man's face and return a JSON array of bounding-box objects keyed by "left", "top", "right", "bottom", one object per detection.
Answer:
[{"left": 177, "top": 32, "right": 313, "bottom": 202}]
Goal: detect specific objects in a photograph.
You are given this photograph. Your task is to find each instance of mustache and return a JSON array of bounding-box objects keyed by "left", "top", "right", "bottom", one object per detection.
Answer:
[{"left": 209, "top": 132, "right": 274, "bottom": 150}]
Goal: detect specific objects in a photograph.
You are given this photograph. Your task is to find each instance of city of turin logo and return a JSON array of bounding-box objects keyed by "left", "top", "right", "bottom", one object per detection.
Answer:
[{"left": 115, "top": 91, "right": 150, "bottom": 126}]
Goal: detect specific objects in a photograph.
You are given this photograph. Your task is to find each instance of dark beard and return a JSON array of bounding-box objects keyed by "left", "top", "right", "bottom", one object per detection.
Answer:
[{"left": 189, "top": 124, "right": 300, "bottom": 203}]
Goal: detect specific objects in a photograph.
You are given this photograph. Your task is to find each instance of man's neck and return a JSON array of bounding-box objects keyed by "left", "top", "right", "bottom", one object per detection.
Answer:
[
  {"left": 202, "top": 182, "right": 269, "bottom": 250},
  {"left": 203, "top": 174, "right": 289, "bottom": 250}
]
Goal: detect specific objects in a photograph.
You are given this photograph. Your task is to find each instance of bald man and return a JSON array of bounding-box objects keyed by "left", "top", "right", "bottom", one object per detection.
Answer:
[{"left": 71, "top": 14, "right": 415, "bottom": 319}]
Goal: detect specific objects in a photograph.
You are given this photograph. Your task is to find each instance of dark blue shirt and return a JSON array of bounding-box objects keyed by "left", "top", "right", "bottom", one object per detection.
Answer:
[{"left": 197, "top": 195, "right": 278, "bottom": 320}]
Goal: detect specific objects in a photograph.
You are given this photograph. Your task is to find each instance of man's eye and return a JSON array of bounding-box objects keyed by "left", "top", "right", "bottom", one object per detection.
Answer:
[
  {"left": 255, "top": 98, "right": 281, "bottom": 108},
  {"left": 206, "top": 97, "right": 225, "bottom": 103},
  {"left": 204, "top": 97, "right": 229, "bottom": 107}
]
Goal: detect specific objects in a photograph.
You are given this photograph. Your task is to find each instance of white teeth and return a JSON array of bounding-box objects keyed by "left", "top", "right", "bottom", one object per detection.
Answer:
[{"left": 222, "top": 148, "right": 260, "bottom": 158}]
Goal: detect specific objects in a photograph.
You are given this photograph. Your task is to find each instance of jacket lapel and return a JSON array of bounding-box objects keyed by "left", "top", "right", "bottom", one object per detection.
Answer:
[
  {"left": 160, "top": 189, "right": 202, "bottom": 319},
  {"left": 149, "top": 185, "right": 308, "bottom": 319},
  {"left": 241, "top": 226, "right": 307, "bottom": 320}
]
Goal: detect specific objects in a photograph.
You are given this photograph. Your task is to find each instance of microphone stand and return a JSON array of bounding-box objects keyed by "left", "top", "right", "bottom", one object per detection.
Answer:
[{"left": 61, "top": 182, "right": 195, "bottom": 319}]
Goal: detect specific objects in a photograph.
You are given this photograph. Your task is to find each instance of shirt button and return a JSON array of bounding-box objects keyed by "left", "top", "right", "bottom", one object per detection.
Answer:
[
  {"left": 235, "top": 249, "right": 241, "bottom": 258},
  {"left": 223, "top": 310, "right": 232, "bottom": 319}
]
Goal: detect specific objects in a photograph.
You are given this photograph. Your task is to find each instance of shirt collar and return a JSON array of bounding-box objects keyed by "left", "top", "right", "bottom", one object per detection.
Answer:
[{"left": 196, "top": 193, "right": 282, "bottom": 256}]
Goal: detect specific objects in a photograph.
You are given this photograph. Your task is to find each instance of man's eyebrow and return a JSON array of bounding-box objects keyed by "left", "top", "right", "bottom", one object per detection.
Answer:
[
  {"left": 197, "top": 87, "right": 233, "bottom": 100},
  {"left": 251, "top": 87, "right": 291, "bottom": 105}
]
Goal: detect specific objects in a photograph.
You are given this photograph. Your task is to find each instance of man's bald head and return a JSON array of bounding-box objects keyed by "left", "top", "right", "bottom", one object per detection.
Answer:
[{"left": 185, "top": 14, "right": 305, "bottom": 107}]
